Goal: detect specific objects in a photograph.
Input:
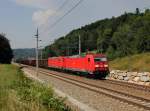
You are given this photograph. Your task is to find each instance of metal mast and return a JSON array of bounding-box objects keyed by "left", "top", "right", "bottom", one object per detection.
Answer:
[
  {"left": 35, "top": 28, "right": 39, "bottom": 76},
  {"left": 79, "top": 34, "right": 81, "bottom": 56}
]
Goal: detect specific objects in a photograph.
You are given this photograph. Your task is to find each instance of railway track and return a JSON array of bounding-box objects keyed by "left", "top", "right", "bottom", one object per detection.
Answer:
[
  {"left": 26, "top": 66, "right": 150, "bottom": 110},
  {"left": 104, "top": 79, "right": 150, "bottom": 92}
]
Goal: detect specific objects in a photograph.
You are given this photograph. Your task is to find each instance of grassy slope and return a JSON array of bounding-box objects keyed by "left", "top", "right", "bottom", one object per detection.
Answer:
[
  {"left": 0, "top": 64, "right": 71, "bottom": 111},
  {"left": 109, "top": 53, "right": 150, "bottom": 72}
]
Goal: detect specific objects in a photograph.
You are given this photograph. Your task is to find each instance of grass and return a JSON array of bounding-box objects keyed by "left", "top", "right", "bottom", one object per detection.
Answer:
[
  {"left": 109, "top": 53, "right": 150, "bottom": 72},
  {"left": 0, "top": 64, "right": 71, "bottom": 111}
]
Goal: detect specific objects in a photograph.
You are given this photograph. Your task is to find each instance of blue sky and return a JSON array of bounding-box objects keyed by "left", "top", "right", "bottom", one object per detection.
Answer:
[{"left": 0, "top": 0, "right": 150, "bottom": 49}]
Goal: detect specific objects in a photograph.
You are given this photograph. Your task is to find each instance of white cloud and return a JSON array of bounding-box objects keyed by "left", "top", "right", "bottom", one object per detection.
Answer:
[
  {"left": 32, "top": 9, "right": 55, "bottom": 27},
  {"left": 11, "top": 0, "right": 63, "bottom": 29},
  {"left": 12, "top": 0, "right": 58, "bottom": 27}
]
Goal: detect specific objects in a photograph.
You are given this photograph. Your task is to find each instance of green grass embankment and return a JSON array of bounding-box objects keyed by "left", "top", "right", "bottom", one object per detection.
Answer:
[
  {"left": 0, "top": 64, "right": 71, "bottom": 111},
  {"left": 109, "top": 53, "right": 150, "bottom": 72}
]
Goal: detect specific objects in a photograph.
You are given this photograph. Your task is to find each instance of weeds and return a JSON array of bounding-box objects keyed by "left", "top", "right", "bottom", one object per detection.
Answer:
[
  {"left": 0, "top": 64, "right": 71, "bottom": 111},
  {"left": 110, "top": 53, "right": 150, "bottom": 72}
]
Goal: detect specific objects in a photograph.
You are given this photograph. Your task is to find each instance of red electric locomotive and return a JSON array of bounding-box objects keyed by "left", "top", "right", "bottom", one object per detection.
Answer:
[{"left": 48, "top": 53, "right": 109, "bottom": 78}]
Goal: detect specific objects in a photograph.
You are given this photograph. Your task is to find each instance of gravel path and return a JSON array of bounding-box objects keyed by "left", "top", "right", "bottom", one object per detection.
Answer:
[{"left": 22, "top": 67, "right": 149, "bottom": 111}]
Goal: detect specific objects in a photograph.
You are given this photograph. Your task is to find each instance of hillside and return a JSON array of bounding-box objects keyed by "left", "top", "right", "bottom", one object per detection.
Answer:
[
  {"left": 43, "top": 8, "right": 150, "bottom": 60},
  {"left": 109, "top": 53, "right": 150, "bottom": 72},
  {"left": 13, "top": 48, "right": 35, "bottom": 60}
]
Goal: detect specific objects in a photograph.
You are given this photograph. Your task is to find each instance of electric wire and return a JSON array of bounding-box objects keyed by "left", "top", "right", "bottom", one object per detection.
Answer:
[
  {"left": 41, "top": 0, "right": 70, "bottom": 28},
  {"left": 41, "top": 0, "right": 84, "bottom": 46},
  {"left": 56, "top": 0, "right": 70, "bottom": 13},
  {"left": 45, "top": 0, "right": 84, "bottom": 32}
]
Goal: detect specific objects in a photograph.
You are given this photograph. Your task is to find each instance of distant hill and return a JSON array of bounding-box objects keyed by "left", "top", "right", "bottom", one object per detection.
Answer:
[{"left": 13, "top": 48, "right": 35, "bottom": 60}]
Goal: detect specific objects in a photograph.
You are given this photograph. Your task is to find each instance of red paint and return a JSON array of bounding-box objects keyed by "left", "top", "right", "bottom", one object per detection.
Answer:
[{"left": 48, "top": 54, "right": 109, "bottom": 74}]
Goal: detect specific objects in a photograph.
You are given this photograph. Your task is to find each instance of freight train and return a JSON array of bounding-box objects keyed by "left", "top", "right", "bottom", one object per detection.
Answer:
[{"left": 18, "top": 53, "right": 109, "bottom": 78}]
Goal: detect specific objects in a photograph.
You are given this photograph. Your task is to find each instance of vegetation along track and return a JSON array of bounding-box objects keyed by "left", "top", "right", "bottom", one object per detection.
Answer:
[{"left": 25, "top": 66, "right": 150, "bottom": 110}]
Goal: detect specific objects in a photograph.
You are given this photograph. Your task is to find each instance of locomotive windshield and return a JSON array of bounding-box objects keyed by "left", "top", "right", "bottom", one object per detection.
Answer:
[{"left": 94, "top": 57, "right": 107, "bottom": 62}]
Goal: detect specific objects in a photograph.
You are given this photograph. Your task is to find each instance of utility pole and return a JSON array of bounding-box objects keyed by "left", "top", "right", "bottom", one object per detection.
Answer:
[
  {"left": 101, "top": 44, "right": 102, "bottom": 54},
  {"left": 35, "top": 28, "right": 39, "bottom": 76},
  {"left": 39, "top": 46, "right": 43, "bottom": 60},
  {"left": 41, "top": 49, "right": 43, "bottom": 60},
  {"left": 79, "top": 34, "right": 81, "bottom": 56},
  {"left": 67, "top": 45, "right": 70, "bottom": 56}
]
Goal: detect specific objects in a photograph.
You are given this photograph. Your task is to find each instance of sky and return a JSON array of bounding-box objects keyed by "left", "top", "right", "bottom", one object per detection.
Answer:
[{"left": 0, "top": 0, "right": 150, "bottom": 49}]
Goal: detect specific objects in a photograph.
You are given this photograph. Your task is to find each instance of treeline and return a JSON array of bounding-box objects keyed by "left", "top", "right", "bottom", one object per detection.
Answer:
[
  {"left": 0, "top": 34, "right": 13, "bottom": 63},
  {"left": 13, "top": 48, "right": 36, "bottom": 60},
  {"left": 43, "top": 8, "right": 150, "bottom": 60}
]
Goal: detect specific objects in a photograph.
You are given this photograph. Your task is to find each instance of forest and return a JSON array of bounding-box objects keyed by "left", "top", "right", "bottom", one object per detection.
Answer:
[
  {"left": 42, "top": 8, "right": 150, "bottom": 60},
  {"left": 13, "top": 9, "right": 150, "bottom": 60}
]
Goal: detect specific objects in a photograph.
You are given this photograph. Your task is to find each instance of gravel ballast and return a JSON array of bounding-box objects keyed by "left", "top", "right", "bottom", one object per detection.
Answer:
[{"left": 23, "top": 67, "right": 149, "bottom": 111}]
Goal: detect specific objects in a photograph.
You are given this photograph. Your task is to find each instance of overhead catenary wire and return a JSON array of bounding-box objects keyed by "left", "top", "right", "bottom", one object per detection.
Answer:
[
  {"left": 41, "top": 0, "right": 70, "bottom": 29},
  {"left": 40, "top": 0, "right": 84, "bottom": 47},
  {"left": 38, "top": 0, "right": 69, "bottom": 48},
  {"left": 55, "top": 0, "right": 70, "bottom": 13},
  {"left": 45, "top": 0, "right": 84, "bottom": 33},
  {"left": 46, "top": 0, "right": 70, "bottom": 23}
]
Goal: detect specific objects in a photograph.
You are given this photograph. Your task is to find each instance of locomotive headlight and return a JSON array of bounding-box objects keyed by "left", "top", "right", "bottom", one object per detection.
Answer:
[
  {"left": 104, "top": 64, "right": 108, "bottom": 67},
  {"left": 95, "top": 65, "right": 99, "bottom": 67}
]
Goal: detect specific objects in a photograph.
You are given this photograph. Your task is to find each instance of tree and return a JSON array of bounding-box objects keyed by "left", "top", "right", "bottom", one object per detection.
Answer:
[
  {"left": 136, "top": 8, "right": 140, "bottom": 15},
  {"left": 135, "top": 22, "right": 150, "bottom": 52},
  {"left": 111, "top": 25, "right": 135, "bottom": 57},
  {"left": 0, "top": 34, "right": 13, "bottom": 63},
  {"left": 97, "top": 29, "right": 112, "bottom": 53},
  {"left": 145, "top": 9, "right": 150, "bottom": 15}
]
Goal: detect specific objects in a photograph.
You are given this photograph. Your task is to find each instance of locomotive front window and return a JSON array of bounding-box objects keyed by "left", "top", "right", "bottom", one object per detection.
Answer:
[{"left": 94, "top": 57, "right": 107, "bottom": 62}]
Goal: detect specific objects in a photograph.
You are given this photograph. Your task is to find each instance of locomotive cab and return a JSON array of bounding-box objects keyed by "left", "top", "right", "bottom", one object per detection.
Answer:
[
  {"left": 86, "top": 54, "right": 109, "bottom": 77},
  {"left": 93, "top": 54, "right": 109, "bottom": 77},
  {"left": 94, "top": 56, "right": 108, "bottom": 71}
]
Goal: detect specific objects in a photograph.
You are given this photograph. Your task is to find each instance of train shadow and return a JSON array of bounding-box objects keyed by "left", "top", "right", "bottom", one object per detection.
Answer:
[{"left": 46, "top": 67, "right": 109, "bottom": 80}]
